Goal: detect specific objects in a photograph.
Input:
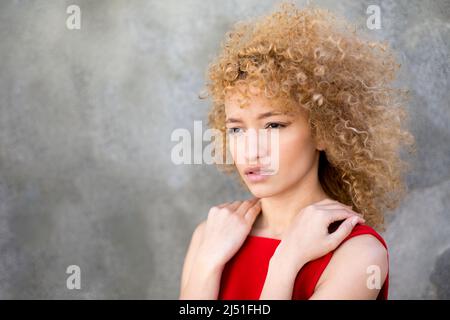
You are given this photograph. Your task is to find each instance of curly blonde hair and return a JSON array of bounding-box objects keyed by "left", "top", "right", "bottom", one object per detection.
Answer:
[{"left": 199, "top": 2, "right": 416, "bottom": 231}]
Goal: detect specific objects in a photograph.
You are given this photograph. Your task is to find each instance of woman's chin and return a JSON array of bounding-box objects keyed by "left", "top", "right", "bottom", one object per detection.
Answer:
[{"left": 246, "top": 184, "right": 281, "bottom": 199}]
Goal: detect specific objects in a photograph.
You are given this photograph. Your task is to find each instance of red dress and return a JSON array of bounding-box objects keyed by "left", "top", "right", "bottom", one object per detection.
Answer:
[{"left": 218, "top": 223, "right": 389, "bottom": 300}]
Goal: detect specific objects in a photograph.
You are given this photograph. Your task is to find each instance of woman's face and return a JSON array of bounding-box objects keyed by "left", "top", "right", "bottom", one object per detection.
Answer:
[{"left": 224, "top": 91, "right": 322, "bottom": 198}]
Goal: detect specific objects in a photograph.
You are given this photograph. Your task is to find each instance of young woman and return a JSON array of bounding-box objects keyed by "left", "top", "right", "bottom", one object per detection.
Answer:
[{"left": 179, "top": 3, "right": 415, "bottom": 300}]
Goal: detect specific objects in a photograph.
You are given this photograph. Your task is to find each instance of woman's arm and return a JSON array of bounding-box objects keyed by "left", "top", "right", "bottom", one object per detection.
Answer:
[
  {"left": 179, "top": 198, "right": 263, "bottom": 299},
  {"left": 309, "top": 235, "right": 388, "bottom": 299},
  {"left": 259, "top": 235, "right": 388, "bottom": 300},
  {"left": 258, "top": 248, "right": 303, "bottom": 299},
  {"left": 179, "top": 256, "right": 225, "bottom": 299},
  {"left": 179, "top": 221, "right": 224, "bottom": 299}
]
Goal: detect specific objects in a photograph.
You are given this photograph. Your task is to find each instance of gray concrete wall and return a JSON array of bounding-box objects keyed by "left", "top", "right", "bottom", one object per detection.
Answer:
[{"left": 0, "top": 0, "right": 448, "bottom": 299}]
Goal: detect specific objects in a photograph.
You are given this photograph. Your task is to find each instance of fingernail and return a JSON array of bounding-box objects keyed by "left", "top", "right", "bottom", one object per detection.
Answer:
[{"left": 351, "top": 216, "right": 359, "bottom": 226}]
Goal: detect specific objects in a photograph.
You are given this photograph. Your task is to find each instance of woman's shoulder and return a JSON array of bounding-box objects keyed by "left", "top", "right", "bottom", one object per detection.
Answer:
[
  {"left": 342, "top": 223, "right": 388, "bottom": 250},
  {"left": 329, "top": 223, "right": 388, "bottom": 275},
  {"left": 332, "top": 223, "right": 388, "bottom": 266},
  {"left": 313, "top": 223, "right": 389, "bottom": 295}
]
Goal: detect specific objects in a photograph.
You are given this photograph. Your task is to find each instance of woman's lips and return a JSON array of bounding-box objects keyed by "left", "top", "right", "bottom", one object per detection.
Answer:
[{"left": 245, "top": 170, "right": 274, "bottom": 183}]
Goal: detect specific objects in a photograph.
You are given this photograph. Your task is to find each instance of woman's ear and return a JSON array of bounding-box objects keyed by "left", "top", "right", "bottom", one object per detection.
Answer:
[{"left": 316, "top": 140, "right": 325, "bottom": 151}]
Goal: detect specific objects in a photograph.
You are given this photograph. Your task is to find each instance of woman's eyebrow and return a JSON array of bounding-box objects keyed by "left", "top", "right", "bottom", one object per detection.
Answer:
[
  {"left": 225, "top": 111, "right": 286, "bottom": 123},
  {"left": 256, "top": 111, "right": 284, "bottom": 119}
]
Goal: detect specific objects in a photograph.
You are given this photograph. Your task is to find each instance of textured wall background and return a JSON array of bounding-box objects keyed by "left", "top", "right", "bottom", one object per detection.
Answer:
[{"left": 0, "top": 0, "right": 449, "bottom": 299}]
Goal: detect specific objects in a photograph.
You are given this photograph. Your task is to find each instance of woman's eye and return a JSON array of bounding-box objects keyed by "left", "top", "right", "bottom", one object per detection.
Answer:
[
  {"left": 227, "top": 123, "right": 287, "bottom": 135},
  {"left": 265, "top": 122, "right": 286, "bottom": 129},
  {"left": 227, "top": 127, "right": 242, "bottom": 134}
]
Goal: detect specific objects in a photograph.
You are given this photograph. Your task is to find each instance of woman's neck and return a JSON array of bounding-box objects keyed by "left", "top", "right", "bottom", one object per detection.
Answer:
[{"left": 252, "top": 170, "right": 329, "bottom": 238}]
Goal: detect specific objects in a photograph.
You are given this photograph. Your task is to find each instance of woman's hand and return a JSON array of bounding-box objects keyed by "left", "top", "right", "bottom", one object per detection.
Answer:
[
  {"left": 275, "top": 198, "right": 365, "bottom": 274},
  {"left": 197, "top": 197, "right": 262, "bottom": 268},
  {"left": 180, "top": 199, "right": 260, "bottom": 300}
]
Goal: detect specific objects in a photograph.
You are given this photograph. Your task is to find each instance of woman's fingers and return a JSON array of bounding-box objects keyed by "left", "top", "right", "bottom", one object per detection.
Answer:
[
  {"left": 216, "top": 198, "right": 258, "bottom": 213},
  {"left": 318, "top": 202, "right": 353, "bottom": 211},
  {"left": 227, "top": 201, "right": 242, "bottom": 211},
  {"left": 327, "top": 215, "right": 362, "bottom": 249},
  {"left": 313, "top": 198, "right": 336, "bottom": 206},
  {"left": 313, "top": 199, "right": 355, "bottom": 212},
  {"left": 216, "top": 202, "right": 229, "bottom": 209},
  {"left": 244, "top": 200, "right": 262, "bottom": 224},
  {"left": 323, "top": 205, "right": 364, "bottom": 219},
  {"left": 236, "top": 198, "right": 259, "bottom": 216},
  {"left": 324, "top": 208, "right": 365, "bottom": 224}
]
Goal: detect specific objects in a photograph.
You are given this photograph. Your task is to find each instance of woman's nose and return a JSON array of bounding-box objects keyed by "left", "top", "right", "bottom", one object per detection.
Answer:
[{"left": 244, "top": 128, "right": 269, "bottom": 163}]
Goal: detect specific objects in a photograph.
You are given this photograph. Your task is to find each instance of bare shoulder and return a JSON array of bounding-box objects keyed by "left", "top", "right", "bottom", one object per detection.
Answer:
[
  {"left": 336, "top": 234, "right": 388, "bottom": 265},
  {"left": 314, "top": 233, "right": 388, "bottom": 296},
  {"left": 329, "top": 233, "right": 388, "bottom": 273}
]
